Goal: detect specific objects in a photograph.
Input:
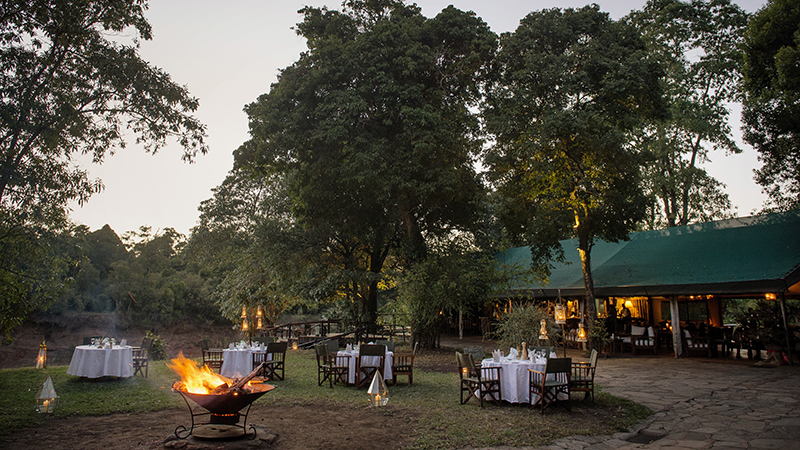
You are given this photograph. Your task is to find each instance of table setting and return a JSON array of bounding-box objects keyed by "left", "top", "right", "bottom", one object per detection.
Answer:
[
  {"left": 67, "top": 337, "right": 133, "bottom": 378},
  {"left": 220, "top": 340, "right": 270, "bottom": 378},
  {"left": 480, "top": 346, "right": 557, "bottom": 404},
  {"left": 337, "top": 343, "right": 394, "bottom": 385}
]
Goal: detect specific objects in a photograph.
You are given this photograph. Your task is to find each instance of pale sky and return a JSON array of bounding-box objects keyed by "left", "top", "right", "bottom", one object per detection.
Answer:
[{"left": 69, "top": 0, "right": 770, "bottom": 237}]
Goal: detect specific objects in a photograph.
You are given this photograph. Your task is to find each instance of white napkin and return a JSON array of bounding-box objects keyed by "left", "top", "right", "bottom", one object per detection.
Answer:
[
  {"left": 104, "top": 342, "right": 111, "bottom": 349},
  {"left": 228, "top": 342, "right": 235, "bottom": 349},
  {"left": 492, "top": 349, "right": 501, "bottom": 362},
  {"left": 120, "top": 339, "right": 127, "bottom": 347},
  {"left": 508, "top": 347, "right": 519, "bottom": 359},
  {"left": 345, "top": 343, "right": 353, "bottom": 352}
]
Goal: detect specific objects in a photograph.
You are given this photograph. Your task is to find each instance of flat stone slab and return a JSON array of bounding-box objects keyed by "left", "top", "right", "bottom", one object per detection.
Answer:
[{"left": 162, "top": 425, "right": 277, "bottom": 449}]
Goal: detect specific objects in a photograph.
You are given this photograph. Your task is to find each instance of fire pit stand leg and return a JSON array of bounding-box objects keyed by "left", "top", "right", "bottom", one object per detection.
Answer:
[{"left": 174, "top": 390, "right": 258, "bottom": 440}]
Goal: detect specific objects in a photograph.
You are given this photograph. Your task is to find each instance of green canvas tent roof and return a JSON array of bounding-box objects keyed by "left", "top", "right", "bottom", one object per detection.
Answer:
[{"left": 495, "top": 210, "right": 800, "bottom": 298}]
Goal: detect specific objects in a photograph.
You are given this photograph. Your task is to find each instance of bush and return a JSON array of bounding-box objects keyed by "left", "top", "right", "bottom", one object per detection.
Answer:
[
  {"left": 145, "top": 330, "right": 169, "bottom": 360},
  {"left": 494, "top": 303, "right": 556, "bottom": 349}
]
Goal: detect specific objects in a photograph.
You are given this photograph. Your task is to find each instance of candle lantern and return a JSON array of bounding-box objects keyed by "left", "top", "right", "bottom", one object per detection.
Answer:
[
  {"left": 241, "top": 306, "right": 247, "bottom": 319},
  {"left": 36, "top": 339, "right": 47, "bottom": 369},
  {"left": 367, "top": 371, "right": 388, "bottom": 407},
  {"left": 576, "top": 323, "right": 588, "bottom": 342},
  {"left": 35, "top": 375, "right": 58, "bottom": 413},
  {"left": 241, "top": 319, "right": 248, "bottom": 331},
  {"left": 292, "top": 340, "right": 298, "bottom": 351},
  {"left": 257, "top": 316, "right": 263, "bottom": 330},
  {"left": 554, "top": 304, "right": 566, "bottom": 325},
  {"left": 538, "top": 319, "right": 548, "bottom": 340}
]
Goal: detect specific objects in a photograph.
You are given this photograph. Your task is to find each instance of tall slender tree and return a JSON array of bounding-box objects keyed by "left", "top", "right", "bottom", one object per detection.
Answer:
[
  {"left": 484, "top": 5, "right": 665, "bottom": 330},
  {"left": 627, "top": 0, "right": 749, "bottom": 228}
]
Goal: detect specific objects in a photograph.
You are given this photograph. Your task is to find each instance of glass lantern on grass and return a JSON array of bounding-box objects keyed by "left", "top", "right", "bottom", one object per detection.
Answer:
[
  {"left": 367, "top": 371, "right": 388, "bottom": 407},
  {"left": 35, "top": 375, "right": 58, "bottom": 413},
  {"left": 36, "top": 339, "right": 46, "bottom": 369}
]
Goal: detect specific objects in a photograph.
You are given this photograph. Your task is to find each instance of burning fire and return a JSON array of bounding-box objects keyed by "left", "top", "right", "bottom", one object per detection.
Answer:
[{"left": 168, "top": 352, "right": 233, "bottom": 394}]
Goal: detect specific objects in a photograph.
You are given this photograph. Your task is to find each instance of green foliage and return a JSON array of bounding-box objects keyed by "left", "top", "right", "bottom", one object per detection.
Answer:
[
  {"left": 235, "top": 0, "right": 497, "bottom": 328},
  {"left": 627, "top": 0, "right": 748, "bottom": 228},
  {"left": 588, "top": 318, "right": 611, "bottom": 351},
  {"left": 733, "top": 300, "right": 798, "bottom": 350},
  {"left": 494, "top": 303, "right": 556, "bottom": 350},
  {"left": 145, "top": 330, "right": 169, "bottom": 361},
  {"left": 0, "top": 0, "right": 207, "bottom": 338},
  {"left": 742, "top": 0, "right": 800, "bottom": 211},
  {"left": 398, "top": 240, "right": 493, "bottom": 348}
]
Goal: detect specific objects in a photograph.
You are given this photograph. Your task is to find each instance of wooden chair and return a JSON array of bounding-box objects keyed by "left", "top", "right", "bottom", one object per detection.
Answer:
[
  {"left": 315, "top": 343, "right": 332, "bottom": 386},
  {"left": 391, "top": 342, "right": 417, "bottom": 386},
  {"left": 376, "top": 339, "right": 395, "bottom": 352},
  {"left": 631, "top": 326, "right": 658, "bottom": 355},
  {"left": 261, "top": 341, "right": 288, "bottom": 380},
  {"left": 355, "top": 344, "right": 386, "bottom": 389},
  {"left": 570, "top": 349, "right": 598, "bottom": 403},
  {"left": 529, "top": 357, "right": 571, "bottom": 413},
  {"left": 462, "top": 347, "right": 485, "bottom": 369},
  {"left": 201, "top": 339, "right": 224, "bottom": 373},
  {"left": 132, "top": 337, "right": 153, "bottom": 378},
  {"left": 457, "top": 352, "right": 501, "bottom": 407}
]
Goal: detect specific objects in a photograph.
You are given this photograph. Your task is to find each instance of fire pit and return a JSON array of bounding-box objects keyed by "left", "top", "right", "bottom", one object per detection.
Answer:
[{"left": 169, "top": 353, "right": 275, "bottom": 440}]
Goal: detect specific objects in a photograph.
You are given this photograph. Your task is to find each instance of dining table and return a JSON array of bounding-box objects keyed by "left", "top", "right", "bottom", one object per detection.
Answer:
[
  {"left": 220, "top": 346, "right": 270, "bottom": 378},
  {"left": 481, "top": 354, "right": 560, "bottom": 404},
  {"left": 337, "top": 347, "right": 393, "bottom": 385},
  {"left": 67, "top": 344, "right": 133, "bottom": 378}
]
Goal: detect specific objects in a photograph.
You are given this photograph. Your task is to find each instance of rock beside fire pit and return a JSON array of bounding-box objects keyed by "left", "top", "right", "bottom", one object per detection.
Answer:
[{"left": 161, "top": 425, "right": 277, "bottom": 449}]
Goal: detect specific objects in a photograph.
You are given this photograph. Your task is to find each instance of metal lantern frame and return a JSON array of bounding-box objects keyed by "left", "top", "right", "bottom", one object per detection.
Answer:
[
  {"left": 35, "top": 375, "right": 58, "bottom": 414},
  {"left": 367, "top": 371, "right": 388, "bottom": 407}
]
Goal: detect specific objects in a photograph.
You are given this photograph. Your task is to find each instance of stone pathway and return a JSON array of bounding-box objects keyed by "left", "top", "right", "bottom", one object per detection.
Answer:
[{"left": 482, "top": 353, "right": 800, "bottom": 450}]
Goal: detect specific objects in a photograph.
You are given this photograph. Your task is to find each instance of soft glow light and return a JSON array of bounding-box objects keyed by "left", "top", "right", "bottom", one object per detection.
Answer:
[
  {"left": 765, "top": 293, "right": 777, "bottom": 300},
  {"left": 257, "top": 316, "right": 263, "bottom": 329},
  {"left": 576, "top": 323, "right": 588, "bottom": 342},
  {"left": 292, "top": 341, "right": 298, "bottom": 350},
  {"left": 242, "top": 320, "right": 248, "bottom": 331},
  {"left": 538, "top": 319, "right": 548, "bottom": 340},
  {"left": 256, "top": 306, "right": 262, "bottom": 317},
  {"left": 554, "top": 304, "right": 566, "bottom": 325},
  {"left": 36, "top": 340, "right": 46, "bottom": 369},
  {"left": 241, "top": 306, "right": 247, "bottom": 319},
  {"left": 367, "top": 371, "right": 388, "bottom": 407},
  {"left": 35, "top": 375, "right": 58, "bottom": 413}
]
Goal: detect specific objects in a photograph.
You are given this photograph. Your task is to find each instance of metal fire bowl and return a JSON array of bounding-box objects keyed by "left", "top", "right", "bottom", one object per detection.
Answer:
[{"left": 177, "top": 383, "right": 275, "bottom": 415}]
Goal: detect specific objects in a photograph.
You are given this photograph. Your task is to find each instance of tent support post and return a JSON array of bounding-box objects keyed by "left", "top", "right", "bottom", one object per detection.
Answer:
[
  {"left": 669, "top": 296, "right": 683, "bottom": 358},
  {"left": 779, "top": 293, "right": 793, "bottom": 366}
]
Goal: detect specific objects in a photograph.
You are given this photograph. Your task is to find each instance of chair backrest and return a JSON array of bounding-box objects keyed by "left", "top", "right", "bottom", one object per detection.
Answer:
[
  {"left": 589, "top": 349, "right": 598, "bottom": 368},
  {"left": 267, "top": 341, "right": 288, "bottom": 354},
  {"left": 359, "top": 344, "right": 386, "bottom": 357},
  {"left": 463, "top": 347, "right": 484, "bottom": 362},
  {"left": 545, "top": 357, "right": 572, "bottom": 374},
  {"left": 141, "top": 337, "right": 154, "bottom": 352},
  {"left": 413, "top": 341, "right": 420, "bottom": 355},
  {"left": 254, "top": 336, "right": 274, "bottom": 345},
  {"left": 376, "top": 339, "right": 395, "bottom": 352},
  {"left": 455, "top": 352, "right": 469, "bottom": 375},
  {"left": 326, "top": 340, "right": 339, "bottom": 355},
  {"left": 315, "top": 343, "right": 328, "bottom": 359}
]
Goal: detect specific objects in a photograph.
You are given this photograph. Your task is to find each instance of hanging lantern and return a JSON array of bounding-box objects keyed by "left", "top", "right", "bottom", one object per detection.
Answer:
[
  {"left": 367, "top": 371, "right": 388, "bottom": 407},
  {"left": 256, "top": 305, "right": 263, "bottom": 317},
  {"left": 35, "top": 375, "right": 58, "bottom": 413},
  {"left": 576, "top": 323, "right": 588, "bottom": 342},
  {"left": 241, "top": 306, "right": 247, "bottom": 319},
  {"left": 554, "top": 304, "right": 566, "bottom": 325},
  {"left": 241, "top": 319, "right": 248, "bottom": 331},
  {"left": 538, "top": 319, "right": 548, "bottom": 340},
  {"left": 36, "top": 339, "right": 47, "bottom": 369},
  {"left": 257, "top": 316, "right": 263, "bottom": 330}
]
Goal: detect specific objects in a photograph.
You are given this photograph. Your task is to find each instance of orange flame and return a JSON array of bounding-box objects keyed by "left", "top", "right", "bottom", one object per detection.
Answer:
[{"left": 167, "top": 352, "right": 233, "bottom": 394}]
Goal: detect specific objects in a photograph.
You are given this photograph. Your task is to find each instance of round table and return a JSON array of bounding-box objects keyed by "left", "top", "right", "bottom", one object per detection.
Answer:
[
  {"left": 67, "top": 345, "right": 133, "bottom": 378},
  {"left": 481, "top": 358, "right": 549, "bottom": 404},
  {"left": 220, "top": 348, "right": 268, "bottom": 378},
  {"left": 337, "top": 349, "right": 393, "bottom": 385}
]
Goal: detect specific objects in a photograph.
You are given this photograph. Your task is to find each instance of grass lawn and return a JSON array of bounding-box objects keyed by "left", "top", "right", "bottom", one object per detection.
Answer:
[{"left": 0, "top": 346, "right": 651, "bottom": 449}]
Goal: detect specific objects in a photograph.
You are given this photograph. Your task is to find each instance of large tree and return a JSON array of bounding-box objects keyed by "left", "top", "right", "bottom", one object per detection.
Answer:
[
  {"left": 627, "top": 0, "right": 749, "bottom": 228},
  {"left": 484, "top": 6, "right": 665, "bottom": 330},
  {"left": 0, "top": 0, "right": 207, "bottom": 337},
  {"left": 741, "top": 0, "right": 800, "bottom": 211},
  {"left": 236, "top": 0, "right": 496, "bottom": 330}
]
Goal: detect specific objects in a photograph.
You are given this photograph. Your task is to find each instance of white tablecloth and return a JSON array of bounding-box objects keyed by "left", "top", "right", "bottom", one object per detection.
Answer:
[
  {"left": 338, "top": 350, "right": 393, "bottom": 385},
  {"left": 481, "top": 358, "right": 550, "bottom": 404},
  {"left": 220, "top": 348, "right": 269, "bottom": 378},
  {"left": 67, "top": 345, "right": 133, "bottom": 378}
]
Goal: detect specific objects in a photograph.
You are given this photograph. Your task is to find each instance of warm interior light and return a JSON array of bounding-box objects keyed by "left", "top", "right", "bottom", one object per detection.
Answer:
[
  {"left": 168, "top": 352, "right": 233, "bottom": 394},
  {"left": 765, "top": 293, "right": 777, "bottom": 300}
]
